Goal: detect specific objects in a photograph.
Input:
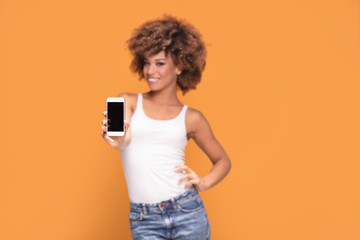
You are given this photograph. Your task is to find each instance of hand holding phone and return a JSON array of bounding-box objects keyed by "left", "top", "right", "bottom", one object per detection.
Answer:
[{"left": 101, "top": 97, "right": 129, "bottom": 149}]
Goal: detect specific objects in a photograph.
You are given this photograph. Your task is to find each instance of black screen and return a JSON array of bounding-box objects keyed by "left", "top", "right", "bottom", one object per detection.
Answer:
[{"left": 107, "top": 102, "right": 124, "bottom": 131}]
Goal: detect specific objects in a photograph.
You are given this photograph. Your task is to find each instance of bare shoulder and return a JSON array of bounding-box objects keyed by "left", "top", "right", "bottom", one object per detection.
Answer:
[
  {"left": 186, "top": 107, "right": 211, "bottom": 138},
  {"left": 117, "top": 92, "right": 138, "bottom": 116},
  {"left": 117, "top": 92, "right": 137, "bottom": 99},
  {"left": 186, "top": 107, "right": 207, "bottom": 123}
]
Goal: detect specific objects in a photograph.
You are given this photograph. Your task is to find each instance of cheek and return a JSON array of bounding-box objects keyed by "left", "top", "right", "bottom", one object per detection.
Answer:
[
  {"left": 142, "top": 67, "right": 148, "bottom": 77},
  {"left": 163, "top": 67, "right": 177, "bottom": 78}
]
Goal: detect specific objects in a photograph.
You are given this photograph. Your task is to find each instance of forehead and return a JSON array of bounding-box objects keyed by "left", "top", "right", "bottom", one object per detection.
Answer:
[{"left": 144, "top": 50, "right": 168, "bottom": 60}]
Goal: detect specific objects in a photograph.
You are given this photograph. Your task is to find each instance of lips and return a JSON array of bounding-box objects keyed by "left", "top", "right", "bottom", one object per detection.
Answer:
[{"left": 148, "top": 78, "right": 160, "bottom": 83}]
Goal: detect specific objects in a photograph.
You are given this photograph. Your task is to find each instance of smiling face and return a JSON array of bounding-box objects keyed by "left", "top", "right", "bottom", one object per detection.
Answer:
[{"left": 143, "top": 51, "right": 181, "bottom": 93}]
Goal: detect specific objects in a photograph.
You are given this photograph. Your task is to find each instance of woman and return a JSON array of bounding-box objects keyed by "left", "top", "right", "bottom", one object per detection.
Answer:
[{"left": 101, "top": 15, "right": 231, "bottom": 240}]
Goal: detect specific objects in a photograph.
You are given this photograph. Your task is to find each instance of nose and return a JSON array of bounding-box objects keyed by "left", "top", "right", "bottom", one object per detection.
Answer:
[{"left": 146, "top": 63, "right": 156, "bottom": 76}]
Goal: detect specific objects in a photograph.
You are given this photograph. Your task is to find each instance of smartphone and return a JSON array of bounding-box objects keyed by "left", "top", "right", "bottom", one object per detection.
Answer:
[{"left": 106, "top": 97, "right": 125, "bottom": 136}]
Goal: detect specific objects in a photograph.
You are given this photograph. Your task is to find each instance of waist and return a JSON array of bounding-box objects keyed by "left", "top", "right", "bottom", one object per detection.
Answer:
[
  {"left": 130, "top": 187, "right": 198, "bottom": 214},
  {"left": 122, "top": 160, "right": 188, "bottom": 203}
]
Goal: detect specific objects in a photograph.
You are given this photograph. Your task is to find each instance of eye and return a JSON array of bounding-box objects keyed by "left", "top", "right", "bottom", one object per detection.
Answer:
[
  {"left": 143, "top": 61, "right": 150, "bottom": 66},
  {"left": 156, "top": 62, "right": 165, "bottom": 66}
]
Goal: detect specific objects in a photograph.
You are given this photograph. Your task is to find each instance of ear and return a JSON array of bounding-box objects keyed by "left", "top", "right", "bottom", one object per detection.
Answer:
[{"left": 175, "top": 66, "right": 182, "bottom": 75}]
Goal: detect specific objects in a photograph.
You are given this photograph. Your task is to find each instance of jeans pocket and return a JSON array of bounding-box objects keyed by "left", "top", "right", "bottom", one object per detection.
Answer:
[
  {"left": 178, "top": 196, "right": 203, "bottom": 213},
  {"left": 128, "top": 211, "right": 143, "bottom": 221},
  {"left": 128, "top": 210, "right": 143, "bottom": 231}
]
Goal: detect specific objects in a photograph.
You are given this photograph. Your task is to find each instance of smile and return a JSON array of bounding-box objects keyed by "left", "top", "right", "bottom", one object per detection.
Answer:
[{"left": 148, "top": 78, "right": 160, "bottom": 83}]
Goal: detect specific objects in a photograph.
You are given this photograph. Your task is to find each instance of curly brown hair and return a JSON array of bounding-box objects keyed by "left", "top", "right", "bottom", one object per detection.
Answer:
[{"left": 126, "top": 15, "right": 207, "bottom": 95}]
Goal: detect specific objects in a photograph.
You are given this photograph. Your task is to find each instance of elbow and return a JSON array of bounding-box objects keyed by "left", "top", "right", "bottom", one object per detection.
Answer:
[
  {"left": 216, "top": 156, "right": 231, "bottom": 175},
  {"left": 226, "top": 157, "right": 232, "bottom": 174}
]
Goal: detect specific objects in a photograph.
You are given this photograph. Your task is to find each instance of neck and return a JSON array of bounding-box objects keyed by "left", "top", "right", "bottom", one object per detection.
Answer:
[{"left": 146, "top": 87, "right": 180, "bottom": 106}]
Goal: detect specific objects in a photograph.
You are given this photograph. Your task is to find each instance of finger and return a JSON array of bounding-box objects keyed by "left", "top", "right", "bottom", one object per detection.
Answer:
[
  {"left": 185, "top": 178, "right": 200, "bottom": 188},
  {"left": 103, "top": 111, "right": 107, "bottom": 116},
  {"left": 175, "top": 165, "right": 191, "bottom": 173},
  {"left": 101, "top": 127, "right": 114, "bottom": 143},
  {"left": 178, "top": 174, "right": 191, "bottom": 184},
  {"left": 174, "top": 165, "right": 186, "bottom": 170},
  {"left": 102, "top": 119, "right": 107, "bottom": 125},
  {"left": 102, "top": 132, "right": 114, "bottom": 143},
  {"left": 185, "top": 180, "right": 197, "bottom": 189},
  {"left": 101, "top": 130, "right": 108, "bottom": 140}
]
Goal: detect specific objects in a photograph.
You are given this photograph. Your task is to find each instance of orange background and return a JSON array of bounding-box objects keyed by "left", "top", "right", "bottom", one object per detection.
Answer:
[{"left": 1, "top": 0, "right": 359, "bottom": 239}]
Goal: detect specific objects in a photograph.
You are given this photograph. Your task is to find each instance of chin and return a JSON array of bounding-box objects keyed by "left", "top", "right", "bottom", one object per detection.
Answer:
[
  {"left": 147, "top": 83, "right": 162, "bottom": 90},
  {"left": 147, "top": 85, "right": 161, "bottom": 92}
]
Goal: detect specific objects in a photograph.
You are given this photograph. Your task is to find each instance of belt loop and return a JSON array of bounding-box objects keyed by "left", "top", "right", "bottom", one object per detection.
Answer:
[
  {"left": 158, "top": 203, "right": 164, "bottom": 214},
  {"left": 171, "top": 198, "right": 176, "bottom": 210},
  {"left": 142, "top": 204, "right": 147, "bottom": 215}
]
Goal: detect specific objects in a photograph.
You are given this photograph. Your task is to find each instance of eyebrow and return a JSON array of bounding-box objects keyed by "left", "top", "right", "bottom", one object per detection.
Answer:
[{"left": 144, "top": 58, "right": 167, "bottom": 61}]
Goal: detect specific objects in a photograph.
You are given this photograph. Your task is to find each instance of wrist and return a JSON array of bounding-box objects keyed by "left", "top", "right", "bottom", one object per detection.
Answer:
[{"left": 197, "top": 178, "right": 210, "bottom": 192}]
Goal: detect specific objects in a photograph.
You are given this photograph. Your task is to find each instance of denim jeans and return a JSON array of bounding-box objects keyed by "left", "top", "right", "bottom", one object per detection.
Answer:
[{"left": 128, "top": 187, "right": 211, "bottom": 239}]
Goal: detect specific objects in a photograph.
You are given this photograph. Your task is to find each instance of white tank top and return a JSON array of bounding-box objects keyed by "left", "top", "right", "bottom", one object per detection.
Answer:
[{"left": 120, "top": 93, "right": 189, "bottom": 204}]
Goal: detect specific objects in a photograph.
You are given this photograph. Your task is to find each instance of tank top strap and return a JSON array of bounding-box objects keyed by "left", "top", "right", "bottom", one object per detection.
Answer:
[
  {"left": 179, "top": 105, "right": 188, "bottom": 121},
  {"left": 137, "top": 93, "right": 143, "bottom": 110},
  {"left": 133, "top": 93, "right": 144, "bottom": 118}
]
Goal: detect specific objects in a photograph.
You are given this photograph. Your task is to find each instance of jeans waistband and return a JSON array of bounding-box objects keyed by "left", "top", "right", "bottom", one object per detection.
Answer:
[{"left": 130, "top": 187, "right": 198, "bottom": 214}]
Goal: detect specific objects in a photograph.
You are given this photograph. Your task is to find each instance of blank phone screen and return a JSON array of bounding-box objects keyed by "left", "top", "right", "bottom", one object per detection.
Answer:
[{"left": 107, "top": 102, "right": 124, "bottom": 132}]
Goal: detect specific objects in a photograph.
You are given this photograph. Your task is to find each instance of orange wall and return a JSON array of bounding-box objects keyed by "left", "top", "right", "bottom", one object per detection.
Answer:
[{"left": 1, "top": 0, "right": 359, "bottom": 239}]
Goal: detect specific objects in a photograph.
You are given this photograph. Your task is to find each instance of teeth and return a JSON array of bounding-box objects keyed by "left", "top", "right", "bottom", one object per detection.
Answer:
[{"left": 148, "top": 78, "right": 159, "bottom": 82}]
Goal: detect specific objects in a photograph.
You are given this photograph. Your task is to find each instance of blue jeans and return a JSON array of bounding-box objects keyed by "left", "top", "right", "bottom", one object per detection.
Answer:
[{"left": 128, "top": 187, "right": 211, "bottom": 239}]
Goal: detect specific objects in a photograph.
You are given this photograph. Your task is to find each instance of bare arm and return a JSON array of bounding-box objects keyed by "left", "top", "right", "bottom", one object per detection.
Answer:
[{"left": 176, "top": 109, "right": 231, "bottom": 191}]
